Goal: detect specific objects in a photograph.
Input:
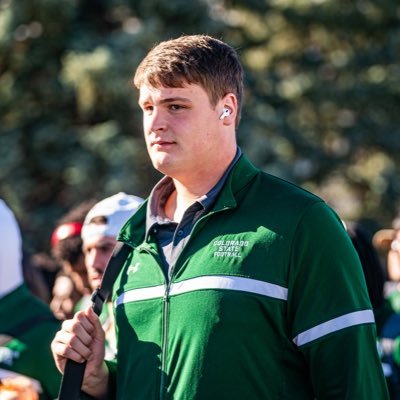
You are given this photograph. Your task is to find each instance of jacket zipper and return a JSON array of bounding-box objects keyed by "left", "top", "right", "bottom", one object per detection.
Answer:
[
  {"left": 135, "top": 244, "right": 168, "bottom": 399},
  {"left": 160, "top": 283, "right": 170, "bottom": 400},
  {"left": 157, "top": 206, "right": 232, "bottom": 399}
]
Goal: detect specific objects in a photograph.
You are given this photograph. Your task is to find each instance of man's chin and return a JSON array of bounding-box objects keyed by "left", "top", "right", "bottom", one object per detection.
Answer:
[{"left": 152, "top": 159, "right": 177, "bottom": 176}]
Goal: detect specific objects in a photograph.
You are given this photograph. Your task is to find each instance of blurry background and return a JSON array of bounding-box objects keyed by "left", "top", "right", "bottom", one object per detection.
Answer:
[{"left": 1, "top": 0, "right": 400, "bottom": 255}]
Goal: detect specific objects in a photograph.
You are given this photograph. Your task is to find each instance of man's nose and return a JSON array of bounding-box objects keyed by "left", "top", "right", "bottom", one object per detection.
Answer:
[{"left": 147, "top": 109, "right": 167, "bottom": 132}]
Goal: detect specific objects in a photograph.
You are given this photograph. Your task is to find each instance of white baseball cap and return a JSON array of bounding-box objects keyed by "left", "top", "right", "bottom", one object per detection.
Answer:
[
  {"left": 0, "top": 199, "right": 23, "bottom": 298},
  {"left": 81, "top": 192, "right": 144, "bottom": 242}
]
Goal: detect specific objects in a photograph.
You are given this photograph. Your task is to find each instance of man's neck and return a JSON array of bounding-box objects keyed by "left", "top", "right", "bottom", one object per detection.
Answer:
[
  {"left": 164, "top": 151, "right": 236, "bottom": 222},
  {"left": 163, "top": 190, "right": 188, "bottom": 222}
]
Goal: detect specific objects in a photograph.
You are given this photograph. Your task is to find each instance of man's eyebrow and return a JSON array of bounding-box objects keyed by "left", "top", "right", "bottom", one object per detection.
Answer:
[
  {"left": 160, "top": 97, "right": 192, "bottom": 104},
  {"left": 139, "top": 96, "right": 192, "bottom": 105}
]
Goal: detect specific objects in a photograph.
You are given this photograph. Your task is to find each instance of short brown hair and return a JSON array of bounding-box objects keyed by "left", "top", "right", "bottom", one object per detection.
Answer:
[{"left": 133, "top": 34, "right": 244, "bottom": 126}]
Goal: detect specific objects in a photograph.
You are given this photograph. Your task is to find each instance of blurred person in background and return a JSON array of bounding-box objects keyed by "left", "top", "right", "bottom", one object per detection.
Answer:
[
  {"left": 373, "top": 210, "right": 400, "bottom": 313},
  {"left": 373, "top": 210, "right": 400, "bottom": 281},
  {"left": 0, "top": 199, "right": 61, "bottom": 399},
  {"left": 26, "top": 252, "right": 60, "bottom": 305},
  {"left": 348, "top": 221, "right": 400, "bottom": 399},
  {"left": 79, "top": 192, "right": 143, "bottom": 359},
  {"left": 0, "top": 375, "right": 39, "bottom": 399},
  {"left": 50, "top": 199, "right": 96, "bottom": 320}
]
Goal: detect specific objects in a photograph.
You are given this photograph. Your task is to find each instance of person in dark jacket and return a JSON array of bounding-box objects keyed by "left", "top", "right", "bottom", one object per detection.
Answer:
[{"left": 348, "top": 221, "right": 400, "bottom": 399}]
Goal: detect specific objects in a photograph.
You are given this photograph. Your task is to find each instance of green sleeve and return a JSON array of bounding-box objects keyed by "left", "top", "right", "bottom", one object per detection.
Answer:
[
  {"left": 304, "top": 325, "right": 388, "bottom": 399},
  {"left": 0, "top": 286, "right": 62, "bottom": 399},
  {"left": 288, "top": 202, "right": 389, "bottom": 399}
]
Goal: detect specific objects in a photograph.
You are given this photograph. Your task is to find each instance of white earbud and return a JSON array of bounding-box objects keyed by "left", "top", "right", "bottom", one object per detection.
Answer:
[{"left": 219, "top": 108, "right": 230, "bottom": 120}]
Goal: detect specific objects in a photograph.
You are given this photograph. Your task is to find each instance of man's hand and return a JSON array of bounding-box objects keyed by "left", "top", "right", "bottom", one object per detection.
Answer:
[{"left": 51, "top": 307, "right": 109, "bottom": 399}]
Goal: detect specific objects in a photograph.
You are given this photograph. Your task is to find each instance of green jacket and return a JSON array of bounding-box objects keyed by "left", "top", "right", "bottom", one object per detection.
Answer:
[
  {"left": 0, "top": 284, "right": 62, "bottom": 399},
  {"left": 107, "top": 154, "right": 388, "bottom": 399}
]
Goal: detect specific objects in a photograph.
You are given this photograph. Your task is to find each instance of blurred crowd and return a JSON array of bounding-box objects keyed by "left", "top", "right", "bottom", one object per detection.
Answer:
[
  {"left": 0, "top": 193, "right": 143, "bottom": 400},
  {"left": 1, "top": 193, "right": 400, "bottom": 399}
]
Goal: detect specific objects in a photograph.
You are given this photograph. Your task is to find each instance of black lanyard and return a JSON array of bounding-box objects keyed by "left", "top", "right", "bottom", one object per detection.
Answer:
[{"left": 57, "top": 241, "right": 131, "bottom": 400}]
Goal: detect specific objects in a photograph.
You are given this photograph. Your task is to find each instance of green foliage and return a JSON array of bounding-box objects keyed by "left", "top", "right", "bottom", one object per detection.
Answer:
[
  {"left": 0, "top": 0, "right": 399, "bottom": 254},
  {"left": 228, "top": 0, "right": 400, "bottom": 223}
]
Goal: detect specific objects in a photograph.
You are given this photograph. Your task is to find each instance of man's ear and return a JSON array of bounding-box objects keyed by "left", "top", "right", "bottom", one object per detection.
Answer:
[{"left": 219, "top": 93, "right": 237, "bottom": 124}]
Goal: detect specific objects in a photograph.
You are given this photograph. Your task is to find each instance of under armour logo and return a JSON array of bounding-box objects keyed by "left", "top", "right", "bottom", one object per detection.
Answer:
[{"left": 127, "top": 263, "right": 140, "bottom": 274}]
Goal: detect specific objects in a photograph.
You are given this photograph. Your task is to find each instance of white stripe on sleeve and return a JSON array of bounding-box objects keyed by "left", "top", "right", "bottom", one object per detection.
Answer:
[{"left": 293, "top": 309, "right": 375, "bottom": 347}]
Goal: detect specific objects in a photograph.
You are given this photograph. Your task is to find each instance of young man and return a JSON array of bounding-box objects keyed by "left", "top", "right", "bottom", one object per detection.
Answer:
[
  {"left": 0, "top": 199, "right": 62, "bottom": 399},
  {"left": 51, "top": 35, "right": 389, "bottom": 399},
  {"left": 79, "top": 192, "right": 144, "bottom": 359}
]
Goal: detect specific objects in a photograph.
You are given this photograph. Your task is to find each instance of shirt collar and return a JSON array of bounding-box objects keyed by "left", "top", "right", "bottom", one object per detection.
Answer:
[
  {"left": 146, "top": 147, "right": 242, "bottom": 231},
  {"left": 197, "top": 147, "right": 241, "bottom": 211}
]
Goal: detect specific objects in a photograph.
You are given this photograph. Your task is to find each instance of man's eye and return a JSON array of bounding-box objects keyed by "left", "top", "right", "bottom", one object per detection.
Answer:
[
  {"left": 170, "top": 104, "right": 184, "bottom": 111},
  {"left": 101, "top": 245, "right": 114, "bottom": 253}
]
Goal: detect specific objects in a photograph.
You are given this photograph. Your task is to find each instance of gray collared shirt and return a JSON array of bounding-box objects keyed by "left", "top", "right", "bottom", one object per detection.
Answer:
[{"left": 145, "top": 148, "right": 242, "bottom": 278}]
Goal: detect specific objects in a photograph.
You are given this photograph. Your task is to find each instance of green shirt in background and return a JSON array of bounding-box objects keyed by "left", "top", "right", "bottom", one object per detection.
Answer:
[{"left": 0, "top": 284, "right": 62, "bottom": 399}]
